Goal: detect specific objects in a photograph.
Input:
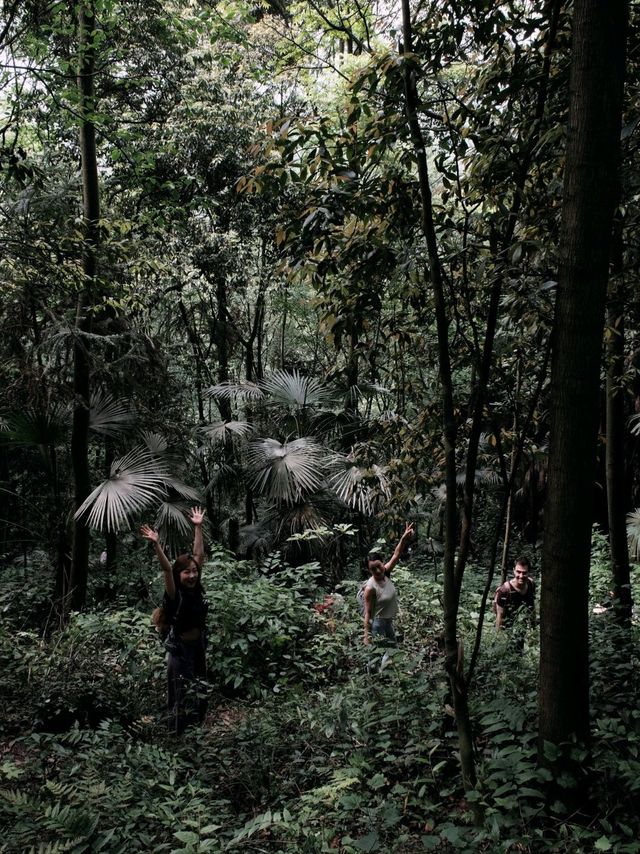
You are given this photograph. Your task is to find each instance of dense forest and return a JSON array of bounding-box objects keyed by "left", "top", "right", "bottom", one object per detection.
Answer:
[{"left": 1, "top": 0, "right": 639, "bottom": 851}]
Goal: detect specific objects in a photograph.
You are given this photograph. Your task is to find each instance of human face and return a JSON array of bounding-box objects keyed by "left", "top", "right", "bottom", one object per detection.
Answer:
[
  {"left": 369, "top": 560, "right": 386, "bottom": 582},
  {"left": 513, "top": 562, "right": 528, "bottom": 587},
  {"left": 180, "top": 560, "right": 199, "bottom": 588}
]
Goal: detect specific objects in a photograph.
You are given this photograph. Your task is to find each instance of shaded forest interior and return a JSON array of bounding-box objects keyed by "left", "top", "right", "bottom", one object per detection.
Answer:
[{"left": 1, "top": 0, "right": 640, "bottom": 851}]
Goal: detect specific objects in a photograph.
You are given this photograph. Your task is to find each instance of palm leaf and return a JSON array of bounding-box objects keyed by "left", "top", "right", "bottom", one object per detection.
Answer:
[
  {"left": 89, "top": 390, "right": 135, "bottom": 437},
  {"left": 275, "top": 499, "right": 333, "bottom": 538},
  {"left": 200, "top": 420, "right": 254, "bottom": 445},
  {"left": 260, "top": 369, "right": 334, "bottom": 408},
  {"left": 154, "top": 501, "right": 194, "bottom": 540},
  {"left": 627, "top": 509, "right": 640, "bottom": 560},
  {"left": 74, "top": 445, "right": 168, "bottom": 532},
  {"left": 247, "top": 437, "right": 325, "bottom": 504},
  {"left": 164, "top": 477, "right": 202, "bottom": 501},
  {"left": 330, "top": 465, "right": 374, "bottom": 515},
  {"left": 140, "top": 431, "right": 169, "bottom": 456},
  {"left": 205, "top": 381, "right": 264, "bottom": 402},
  {"left": 330, "top": 461, "right": 391, "bottom": 515},
  {"left": 1, "top": 407, "right": 68, "bottom": 449}
]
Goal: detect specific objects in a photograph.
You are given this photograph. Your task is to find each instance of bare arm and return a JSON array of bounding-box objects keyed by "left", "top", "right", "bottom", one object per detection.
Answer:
[
  {"left": 189, "top": 506, "right": 206, "bottom": 568},
  {"left": 495, "top": 603, "right": 505, "bottom": 630},
  {"left": 140, "top": 525, "right": 176, "bottom": 599},
  {"left": 384, "top": 522, "right": 415, "bottom": 574},
  {"left": 363, "top": 585, "right": 375, "bottom": 645}
]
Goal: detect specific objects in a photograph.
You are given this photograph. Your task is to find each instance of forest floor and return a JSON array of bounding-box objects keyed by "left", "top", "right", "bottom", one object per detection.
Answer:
[{"left": 1, "top": 548, "right": 639, "bottom": 853}]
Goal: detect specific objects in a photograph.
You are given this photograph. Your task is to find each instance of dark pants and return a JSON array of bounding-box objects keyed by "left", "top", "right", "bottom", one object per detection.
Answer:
[
  {"left": 166, "top": 637, "right": 208, "bottom": 734},
  {"left": 372, "top": 617, "right": 397, "bottom": 643}
]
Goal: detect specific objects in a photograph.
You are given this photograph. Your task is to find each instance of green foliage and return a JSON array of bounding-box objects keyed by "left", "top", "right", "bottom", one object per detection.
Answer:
[
  {"left": 202, "top": 554, "right": 351, "bottom": 695},
  {"left": 1, "top": 546, "right": 640, "bottom": 853}
]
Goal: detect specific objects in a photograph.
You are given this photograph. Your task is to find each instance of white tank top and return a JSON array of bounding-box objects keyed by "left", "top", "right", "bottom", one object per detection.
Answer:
[{"left": 365, "top": 576, "right": 399, "bottom": 619}]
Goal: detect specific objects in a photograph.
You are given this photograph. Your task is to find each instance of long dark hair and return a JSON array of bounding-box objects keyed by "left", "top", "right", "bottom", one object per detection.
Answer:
[
  {"left": 172, "top": 553, "right": 204, "bottom": 593},
  {"left": 363, "top": 551, "right": 383, "bottom": 574},
  {"left": 151, "top": 553, "right": 202, "bottom": 635}
]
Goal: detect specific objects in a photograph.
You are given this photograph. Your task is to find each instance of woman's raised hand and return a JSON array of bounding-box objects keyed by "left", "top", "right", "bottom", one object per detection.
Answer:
[
  {"left": 140, "top": 524, "right": 159, "bottom": 544},
  {"left": 189, "top": 506, "right": 206, "bottom": 526},
  {"left": 402, "top": 522, "right": 415, "bottom": 540}
]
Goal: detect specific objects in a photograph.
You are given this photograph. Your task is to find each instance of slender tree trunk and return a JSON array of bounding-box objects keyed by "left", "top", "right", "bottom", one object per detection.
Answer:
[
  {"left": 455, "top": 0, "right": 562, "bottom": 590},
  {"left": 539, "top": 0, "right": 628, "bottom": 751},
  {"left": 401, "top": 0, "right": 475, "bottom": 790},
  {"left": 214, "top": 277, "right": 232, "bottom": 422},
  {"left": 606, "top": 224, "right": 632, "bottom": 620},
  {"left": 70, "top": 0, "right": 100, "bottom": 611}
]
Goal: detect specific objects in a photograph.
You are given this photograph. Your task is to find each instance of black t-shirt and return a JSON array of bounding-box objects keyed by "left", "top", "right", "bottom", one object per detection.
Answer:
[
  {"left": 494, "top": 579, "right": 535, "bottom": 624},
  {"left": 163, "top": 587, "right": 208, "bottom": 635}
]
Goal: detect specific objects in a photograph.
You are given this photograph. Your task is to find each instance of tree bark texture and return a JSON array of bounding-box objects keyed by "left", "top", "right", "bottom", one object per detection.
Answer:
[
  {"left": 70, "top": 0, "right": 101, "bottom": 611},
  {"left": 539, "top": 0, "right": 628, "bottom": 748}
]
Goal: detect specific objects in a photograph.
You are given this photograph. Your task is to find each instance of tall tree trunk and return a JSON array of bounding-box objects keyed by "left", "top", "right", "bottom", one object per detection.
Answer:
[
  {"left": 539, "top": 0, "right": 628, "bottom": 750},
  {"left": 214, "top": 276, "right": 232, "bottom": 422},
  {"left": 401, "top": 0, "right": 475, "bottom": 790},
  {"left": 605, "top": 224, "right": 632, "bottom": 620},
  {"left": 70, "top": 0, "right": 100, "bottom": 611}
]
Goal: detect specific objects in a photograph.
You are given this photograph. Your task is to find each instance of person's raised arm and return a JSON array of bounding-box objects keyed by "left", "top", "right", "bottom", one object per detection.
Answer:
[
  {"left": 384, "top": 522, "right": 415, "bottom": 574},
  {"left": 141, "top": 524, "right": 176, "bottom": 599},
  {"left": 189, "top": 506, "right": 205, "bottom": 567}
]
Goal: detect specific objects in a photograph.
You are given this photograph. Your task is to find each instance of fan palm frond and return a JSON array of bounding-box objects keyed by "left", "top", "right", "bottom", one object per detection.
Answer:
[
  {"left": 154, "top": 501, "right": 194, "bottom": 540},
  {"left": 205, "top": 381, "right": 264, "bottom": 402},
  {"left": 200, "top": 420, "right": 253, "bottom": 445},
  {"left": 74, "top": 445, "right": 168, "bottom": 532},
  {"left": 247, "top": 437, "right": 325, "bottom": 504},
  {"left": 164, "top": 477, "right": 202, "bottom": 501},
  {"left": 627, "top": 509, "right": 640, "bottom": 560},
  {"left": 140, "top": 431, "right": 169, "bottom": 456},
  {"left": 276, "top": 500, "right": 332, "bottom": 537},
  {"left": 331, "top": 465, "right": 371, "bottom": 515},
  {"left": 260, "top": 369, "right": 334, "bottom": 408},
  {"left": 89, "top": 390, "right": 135, "bottom": 437},
  {"left": 330, "top": 461, "right": 391, "bottom": 515},
  {"left": 1, "top": 407, "right": 68, "bottom": 448},
  {"left": 455, "top": 468, "right": 501, "bottom": 486}
]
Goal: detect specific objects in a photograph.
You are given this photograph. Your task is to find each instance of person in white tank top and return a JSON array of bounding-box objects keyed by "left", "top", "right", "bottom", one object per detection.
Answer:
[{"left": 363, "top": 522, "right": 414, "bottom": 645}]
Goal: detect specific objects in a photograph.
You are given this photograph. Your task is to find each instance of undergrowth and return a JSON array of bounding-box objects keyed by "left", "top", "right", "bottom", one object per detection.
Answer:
[{"left": 0, "top": 544, "right": 639, "bottom": 853}]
